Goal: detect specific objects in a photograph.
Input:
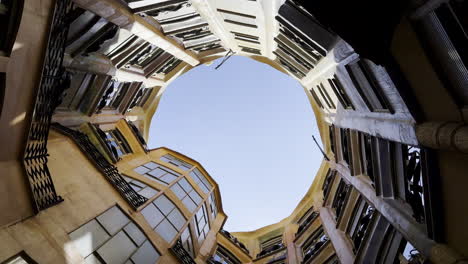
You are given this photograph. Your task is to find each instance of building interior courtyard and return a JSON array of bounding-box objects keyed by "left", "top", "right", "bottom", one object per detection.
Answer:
[{"left": 0, "top": 0, "right": 468, "bottom": 263}]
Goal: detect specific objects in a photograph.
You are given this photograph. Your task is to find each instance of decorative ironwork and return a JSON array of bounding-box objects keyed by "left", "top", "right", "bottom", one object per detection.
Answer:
[
  {"left": 22, "top": 0, "right": 75, "bottom": 211},
  {"left": 52, "top": 123, "right": 147, "bottom": 210},
  {"left": 351, "top": 204, "right": 375, "bottom": 252},
  {"left": 220, "top": 229, "right": 250, "bottom": 254},
  {"left": 170, "top": 239, "right": 196, "bottom": 264},
  {"left": 402, "top": 145, "right": 425, "bottom": 224}
]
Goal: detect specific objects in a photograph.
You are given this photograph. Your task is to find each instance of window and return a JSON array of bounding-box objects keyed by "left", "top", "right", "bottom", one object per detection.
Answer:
[
  {"left": 0, "top": 0, "right": 23, "bottom": 56},
  {"left": 194, "top": 203, "right": 210, "bottom": 243},
  {"left": 180, "top": 226, "right": 194, "bottom": 257},
  {"left": 322, "top": 169, "right": 336, "bottom": 205},
  {"left": 346, "top": 197, "right": 375, "bottom": 253},
  {"left": 69, "top": 206, "right": 160, "bottom": 264},
  {"left": 208, "top": 192, "right": 218, "bottom": 219},
  {"left": 231, "top": 31, "right": 260, "bottom": 44},
  {"left": 317, "top": 83, "right": 336, "bottom": 109},
  {"left": 2, "top": 251, "right": 37, "bottom": 264},
  {"left": 296, "top": 207, "right": 319, "bottom": 236},
  {"left": 217, "top": 9, "right": 257, "bottom": 28},
  {"left": 376, "top": 225, "right": 426, "bottom": 263},
  {"left": 189, "top": 168, "right": 213, "bottom": 194},
  {"left": 257, "top": 235, "right": 284, "bottom": 258},
  {"left": 345, "top": 59, "right": 394, "bottom": 113},
  {"left": 239, "top": 46, "right": 261, "bottom": 55},
  {"left": 211, "top": 245, "right": 241, "bottom": 264},
  {"left": 97, "top": 81, "right": 131, "bottom": 112},
  {"left": 160, "top": 154, "right": 193, "bottom": 170},
  {"left": 122, "top": 175, "right": 159, "bottom": 199},
  {"left": 339, "top": 128, "right": 353, "bottom": 170},
  {"left": 105, "top": 129, "right": 132, "bottom": 158},
  {"left": 329, "top": 125, "right": 336, "bottom": 155},
  {"left": 310, "top": 88, "right": 324, "bottom": 109},
  {"left": 134, "top": 162, "right": 180, "bottom": 186},
  {"left": 170, "top": 178, "right": 203, "bottom": 213},
  {"left": 302, "top": 228, "right": 329, "bottom": 263},
  {"left": 435, "top": 0, "right": 468, "bottom": 70},
  {"left": 328, "top": 76, "right": 354, "bottom": 109},
  {"left": 359, "top": 132, "right": 376, "bottom": 184},
  {"left": 141, "top": 195, "right": 186, "bottom": 243},
  {"left": 332, "top": 179, "right": 351, "bottom": 221}
]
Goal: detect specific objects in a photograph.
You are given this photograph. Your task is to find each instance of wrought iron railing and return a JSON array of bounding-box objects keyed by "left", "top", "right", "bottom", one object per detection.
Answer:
[
  {"left": 22, "top": 0, "right": 74, "bottom": 212},
  {"left": 52, "top": 123, "right": 147, "bottom": 210},
  {"left": 220, "top": 229, "right": 250, "bottom": 254},
  {"left": 170, "top": 239, "right": 196, "bottom": 264},
  {"left": 402, "top": 145, "right": 425, "bottom": 224},
  {"left": 256, "top": 243, "right": 285, "bottom": 259},
  {"left": 351, "top": 204, "right": 375, "bottom": 253}
]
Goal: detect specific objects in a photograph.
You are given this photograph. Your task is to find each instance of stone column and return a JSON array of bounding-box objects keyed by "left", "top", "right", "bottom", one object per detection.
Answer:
[
  {"left": 319, "top": 207, "right": 354, "bottom": 264},
  {"left": 416, "top": 122, "right": 468, "bottom": 153}
]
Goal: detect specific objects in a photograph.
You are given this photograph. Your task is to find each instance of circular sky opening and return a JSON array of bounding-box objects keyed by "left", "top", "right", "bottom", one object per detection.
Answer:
[{"left": 148, "top": 55, "right": 322, "bottom": 232}]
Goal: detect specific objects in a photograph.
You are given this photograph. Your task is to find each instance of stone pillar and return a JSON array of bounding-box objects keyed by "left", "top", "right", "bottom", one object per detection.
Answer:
[
  {"left": 319, "top": 207, "right": 354, "bottom": 264},
  {"left": 416, "top": 122, "right": 468, "bottom": 153}
]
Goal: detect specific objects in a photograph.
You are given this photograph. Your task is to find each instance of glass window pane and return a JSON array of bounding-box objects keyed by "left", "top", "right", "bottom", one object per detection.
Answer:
[
  {"left": 141, "top": 203, "right": 164, "bottom": 228},
  {"left": 84, "top": 254, "right": 103, "bottom": 264},
  {"left": 155, "top": 195, "right": 175, "bottom": 216},
  {"left": 155, "top": 219, "right": 177, "bottom": 242},
  {"left": 124, "top": 222, "right": 146, "bottom": 246},
  {"left": 148, "top": 168, "right": 167, "bottom": 178},
  {"left": 182, "top": 197, "right": 197, "bottom": 213},
  {"left": 160, "top": 173, "right": 178, "bottom": 184},
  {"left": 168, "top": 209, "right": 185, "bottom": 231},
  {"left": 134, "top": 166, "right": 150, "bottom": 175},
  {"left": 130, "top": 179, "right": 146, "bottom": 188},
  {"left": 97, "top": 231, "right": 136, "bottom": 264},
  {"left": 69, "top": 219, "right": 110, "bottom": 258},
  {"left": 96, "top": 206, "right": 130, "bottom": 235},
  {"left": 139, "top": 187, "right": 158, "bottom": 199},
  {"left": 170, "top": 183, "right": 186, "bottom": 200},
  {"left": 144, "top": 162, "right": 158, "bottom": 169},
  {"left": 179, "top": 178, "right": 192, "bottom": 192},
  {"left": 189, "top": 191, "right": 202, "bottom": 205},
  {"left": 130, "top": 240, "right": 160, "bottom": 264}
]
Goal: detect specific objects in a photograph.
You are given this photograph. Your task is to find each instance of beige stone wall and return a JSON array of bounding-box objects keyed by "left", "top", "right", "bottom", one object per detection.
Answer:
[{"left": 0, "top": 0, "right": 57, "bottom": 228}]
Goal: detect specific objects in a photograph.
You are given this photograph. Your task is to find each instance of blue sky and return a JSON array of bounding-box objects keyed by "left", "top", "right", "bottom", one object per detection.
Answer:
[{"left": 148, "top": 56, "right": 322, "bottom": 232}]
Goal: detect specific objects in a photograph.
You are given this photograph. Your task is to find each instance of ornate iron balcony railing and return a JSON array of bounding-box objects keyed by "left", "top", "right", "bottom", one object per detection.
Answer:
[
  {"left": 22, "top": 0, "right": 75, "bottom": 212},
  {"left": 256, "top": 243, "right": 285, "bottom": 259},
  {"left": 220, "top": 229, "right": 250, "bottom": 254},
  {"left": 170, "top": 239, "right": 196, "bottom": 264}
]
